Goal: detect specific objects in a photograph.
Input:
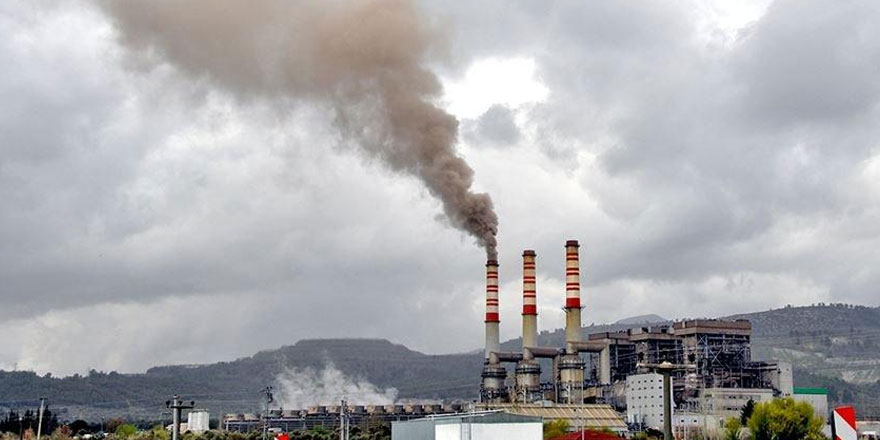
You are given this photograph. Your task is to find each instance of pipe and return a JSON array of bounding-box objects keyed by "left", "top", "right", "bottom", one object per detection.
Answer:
[
  {"left": 489, "top": 351, "right": 524, "bottom": 364},
  {"left": 522, "top": 250, "right": 538, "bottom": 351},
  {"left": 524, "top": 347, "right": 562, "bottom": 358},
  {"left": 484, "top": 259, "right": 500, "bottom": 360},
  {"left": 566, "top": 341, "right": 607, "bottom": 353},
  {"left": 564, "top": 240, "right": 582, "bottom": 349}
]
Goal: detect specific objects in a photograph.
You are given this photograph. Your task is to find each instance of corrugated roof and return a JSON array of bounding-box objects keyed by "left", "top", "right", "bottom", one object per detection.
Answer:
[
  {"left": 395, "top": 411, "right": 543, "bottom": 425},
  {"left": 475, "top": 404, "right": 627, "bottom": 430}
]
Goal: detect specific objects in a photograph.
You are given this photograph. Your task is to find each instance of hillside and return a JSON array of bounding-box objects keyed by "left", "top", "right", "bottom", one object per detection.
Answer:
[
  {"left": 0, "top": 339, "right": 480, "bottom": 422},
  {"left": 1, "top": 304, "right": 879, "bottom": 421},
  {"left": 728, "top": 304, "right": 880, "bottom": 384}
]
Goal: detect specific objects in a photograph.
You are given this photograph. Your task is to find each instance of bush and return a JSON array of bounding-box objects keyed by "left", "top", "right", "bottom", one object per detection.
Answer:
[
  {"left": 543, "top": 419, "right": 569, "bottom": 439},
  {"left": 747, "top": 397, "right": 824, "bottom": 440}
]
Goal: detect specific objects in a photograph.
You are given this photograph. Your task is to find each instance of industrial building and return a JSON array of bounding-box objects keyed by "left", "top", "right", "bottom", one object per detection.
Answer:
[
  {"left": 223, "top": 404, "right": 468, "bottom": 432},
  {"left": 477, "top": 239, "right": 795, "bottom": 436},
  {"left": 794, "top": 388, "right": 829, "bottom": 423},
  {"left": 391, "top": 411, "right": 543, "bottom": 440}
]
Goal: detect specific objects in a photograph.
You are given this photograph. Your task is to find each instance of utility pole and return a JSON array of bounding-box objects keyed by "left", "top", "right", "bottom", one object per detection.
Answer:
[
  {"left": 36, "top": 397, "right": 47, "bottom": 440},
  {"left": 339, "top": 398, "right": 347, "bottom": 440},
  {"left": 166, "top": 396, "right": 195, "bottom": 440},
  {"left": 261, "top": 387, "right": 274, "bottom": 440}
]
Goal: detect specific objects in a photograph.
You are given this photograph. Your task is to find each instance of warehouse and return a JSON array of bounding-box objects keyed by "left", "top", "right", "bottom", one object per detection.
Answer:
[{"left": 391, "top": 411, "right": 542, "bottom": 440}]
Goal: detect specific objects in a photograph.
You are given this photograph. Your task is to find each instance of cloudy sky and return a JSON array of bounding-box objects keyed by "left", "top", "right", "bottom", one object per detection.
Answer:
[{"left": 2, "top": 0, "right": 879, "bottom": 376}]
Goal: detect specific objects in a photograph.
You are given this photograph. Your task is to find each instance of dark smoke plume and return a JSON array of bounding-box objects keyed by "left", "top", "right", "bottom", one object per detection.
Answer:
[{"left": 96, "top": 0, "right": 498, "bottom": 258}]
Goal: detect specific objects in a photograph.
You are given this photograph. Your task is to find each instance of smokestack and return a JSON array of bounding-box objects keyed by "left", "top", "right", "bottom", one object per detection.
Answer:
[
  {"left": 484, "top": 259, "right": 500, "bottom": 359},
  {"left": 564, "top": 240, "right": 582, "bottom": 344},
  {"left": 521, "top": 250, "right": 537, "bottom": 350}
]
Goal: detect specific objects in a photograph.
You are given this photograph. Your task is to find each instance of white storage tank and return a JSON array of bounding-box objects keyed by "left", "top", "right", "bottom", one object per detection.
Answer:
[{"left": 187, "top": 409, "right": 210, "bottom": 433}]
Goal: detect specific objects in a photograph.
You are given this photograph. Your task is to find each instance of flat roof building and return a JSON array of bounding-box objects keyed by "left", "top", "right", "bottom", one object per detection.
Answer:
[{"left": 391, "top": 411, "right": 542, "bottom": 440}]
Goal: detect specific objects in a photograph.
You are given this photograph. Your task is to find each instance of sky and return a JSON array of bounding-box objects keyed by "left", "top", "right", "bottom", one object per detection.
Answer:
[{"left": 2, "top": 0, "right": 880, "bottom": 376}]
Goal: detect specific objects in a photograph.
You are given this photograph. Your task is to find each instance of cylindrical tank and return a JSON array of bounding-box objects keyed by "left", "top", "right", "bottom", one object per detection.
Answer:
[
  {"left": 480, "top": 362, "right": 508, "bottom": 403},
  {"left": 558, "top": 353, "right": 586, "bottom": 404},
  {"left": 514, "top": 360, "right": 542, "bottom": 403}
]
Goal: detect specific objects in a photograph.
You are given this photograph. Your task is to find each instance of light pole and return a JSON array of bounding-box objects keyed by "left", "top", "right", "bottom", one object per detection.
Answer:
[
  {"left": 36, "top": 397, "right": 47, "bottom": 440},
  {"left": 637, "top": 361, "right": 693, "bottom": 440}
]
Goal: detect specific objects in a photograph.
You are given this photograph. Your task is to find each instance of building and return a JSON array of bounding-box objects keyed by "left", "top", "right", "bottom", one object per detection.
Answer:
[
  {"left": 475, "top": 239, "right": 794, "bottom": 411},
  {"left": 476, "top": 403, "right": 627, "bottom": 434},
  {"left": 391, "top": 412, "right": 542, "bottom": 440},
  {"left": 223, "top": 404, "right": 468, "bottom": 433},
  {"left": 793, "top": 387, "right": 829, "bottom": 422},
  {"left": 625, "top": 373, "right": 673, "bottom": 430},
  {"left": 187, "top": 410, "right": 210, "bottom": 433},
  {"left": 699, "top": 388, "right": 775, "bottom": 419}
]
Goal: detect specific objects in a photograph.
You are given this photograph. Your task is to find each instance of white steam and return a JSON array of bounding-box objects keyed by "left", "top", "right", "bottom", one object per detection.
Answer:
[{"left": 275, "top": 362, "right": 398, "bottom": 408}]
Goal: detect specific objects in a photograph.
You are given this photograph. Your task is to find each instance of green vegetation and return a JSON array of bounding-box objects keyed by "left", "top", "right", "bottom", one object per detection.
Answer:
[
  {"left": 739, "top": 399, "right": 755, "bottom": 425},
  {"left": 542, "top": 419, "right": 569, "bottom": 439},
  {"left": 723, "top": 417, "right": 742, "bottom": 440},
  {"left": 114, "top": 424, "right": 137, "bottom": 439},
  {"left": 747, "top": 397, "right": 825, "bottom": 440}
]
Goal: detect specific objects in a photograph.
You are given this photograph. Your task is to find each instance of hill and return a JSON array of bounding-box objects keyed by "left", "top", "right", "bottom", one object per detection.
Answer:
[{"left": 1, "top": 304, "right": 879, "bottom": 421}]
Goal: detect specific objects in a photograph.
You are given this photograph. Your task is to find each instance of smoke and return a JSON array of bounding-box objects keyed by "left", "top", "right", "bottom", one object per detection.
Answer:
[
  {"left": 95, "top": 0, "right": 498, "bottom": 258},
  {"left": 275, "top": 362, "right": 397, "bottom": 408}
]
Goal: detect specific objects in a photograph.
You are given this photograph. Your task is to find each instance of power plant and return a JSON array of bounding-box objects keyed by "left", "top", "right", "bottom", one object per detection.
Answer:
[
  {"left": 478, "top": 239, "right": 793, "bottom": 420},
  {"left": 223, "top": 238, "right": 805, "bottom": 438},
  {"left": 480, "top": 239, "right": 605, "bottom": 404}
]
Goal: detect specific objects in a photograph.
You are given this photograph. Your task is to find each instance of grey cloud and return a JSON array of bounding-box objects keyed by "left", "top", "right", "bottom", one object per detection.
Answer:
[
  {"left": 465, "top": 104, "right": 520, "bottom": 147},
  {"left": 3, "top": 0, "right": 880, "bottom": 375}
]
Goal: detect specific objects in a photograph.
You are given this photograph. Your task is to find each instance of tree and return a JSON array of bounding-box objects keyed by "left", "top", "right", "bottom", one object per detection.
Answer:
[
  {"left": 747, "top": 397, "right": 824, "bottom": 440},
  {"left": 68, "top": 420, "right": 90, "bottom": 435},
  {"left": 723, "top": 417, "right": 741, "bottom": 440},
  {"left": 740, "top": 399, "right": 756, "bottom": 425},
  {"left": 114, "top": 424, "right": 137, "bottom": 439},
  {"left": 543, "top": 419, "right": 569, "bottom": 439},
  {"left": 105, "top": 419, "right": 126, "bottom": 434}
]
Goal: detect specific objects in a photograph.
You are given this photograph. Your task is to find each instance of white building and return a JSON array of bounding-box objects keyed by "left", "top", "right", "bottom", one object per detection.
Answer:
[
  {"left": 187, "top": 409, "right": 210, "bottom": 433},
  {"left": 391, "top": 412, "right": 542, "bottom": 440},
  {"left": 700, "top": 388, "right": 775, "bottom": 419},
  {"left": 626, "top": 373, "right": 674, "bottom": 430},
  {"left": 793, "top": 388, "right": 828, "bottom": 422}
]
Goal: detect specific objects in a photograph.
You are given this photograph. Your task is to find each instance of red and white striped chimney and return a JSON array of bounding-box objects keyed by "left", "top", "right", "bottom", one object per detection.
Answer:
[
  {"left": 484, "top": 259, "right": 500, "bottom": 359},
  {"left": 522, "top": 250, "right": 538, "bottom": 349},
  {"left": 564, "top": 240, "right": 582, "bottom": 344}
]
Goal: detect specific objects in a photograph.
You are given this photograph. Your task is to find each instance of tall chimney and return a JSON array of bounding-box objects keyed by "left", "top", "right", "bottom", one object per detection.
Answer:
[
  {"left": 521, "top": 250, "right": 538, "bottom": 350},
  {"left": 564, "top": 240, "right": 582, "bottom": 344},
  {"left": 484, "top": 259, "right": 500, "bottom": 359}
]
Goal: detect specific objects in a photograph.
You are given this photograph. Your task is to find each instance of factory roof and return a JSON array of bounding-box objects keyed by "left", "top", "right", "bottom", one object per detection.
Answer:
[{"left": 475, "top": 403, "right": 627, "bottom": 431}]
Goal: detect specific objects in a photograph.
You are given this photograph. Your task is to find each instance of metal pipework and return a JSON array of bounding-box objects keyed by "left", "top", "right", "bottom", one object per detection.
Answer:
[
  {"left": 566, "top": 341, "right": 607, "bottom": 353},
  {"left": 484, "top": 259, "right": 500, "bottom": 360},
  {"left": 488, "top": 351, "right": 524, "bottom": 364},
  {"left": 564, "top": 240, "right": 583, "bottom": 349},
  {"left": 523, "top": 346, "right": 562, "bottom": 359},
  {"left": 521, "top": 250, "right": 538, "bottom": 350}
]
